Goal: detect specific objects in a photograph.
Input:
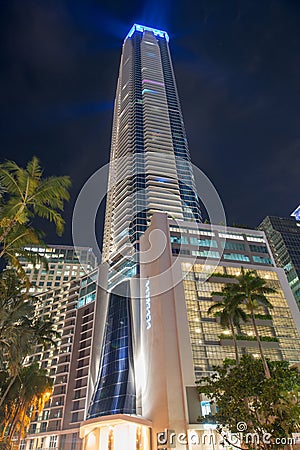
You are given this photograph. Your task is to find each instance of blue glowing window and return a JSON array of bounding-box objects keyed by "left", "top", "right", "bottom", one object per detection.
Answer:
[
  {"left": 155, "top": 177, "right": 169, "bottom": 183},
  {"left": 253, "top": 256, "right": 272, "bottom": 264}
]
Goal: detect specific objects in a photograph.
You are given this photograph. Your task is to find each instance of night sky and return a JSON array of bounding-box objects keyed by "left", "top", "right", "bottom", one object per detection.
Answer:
[{"left": 0, "top": 0, "right": 299, "bottom": 247}]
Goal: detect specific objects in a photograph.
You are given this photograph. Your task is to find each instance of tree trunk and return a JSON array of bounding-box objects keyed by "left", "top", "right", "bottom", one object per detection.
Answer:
[
  {"left": 0, "top": 373, "right": 17, "bottom": 407},
  {"left": 230, "top": 320, "right": 240, "bottom": 365},
  {"left": 0, "top": 219, "right": 17, "bottom": 244},
  {"left": 250, "top": 309, "right": 271, "bottom": 379},
  {"left": 8, "top": 402, "right": 22, "bottom": 439}
]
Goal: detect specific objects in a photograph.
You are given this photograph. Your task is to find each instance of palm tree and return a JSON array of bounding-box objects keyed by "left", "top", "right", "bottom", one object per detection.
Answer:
[
  {"left": 0, "top": 156, "right": 71, "bottom": 244},
  {"left": 0, "top": 270, "right": 58, "bottom": 407},
  {"left": 208, "top": 285, "right": 248, "bottom": 365},
  {"left": 0, "top": 223, "right": 47, "bottom": 278},
  {"left": 233, "top": 267, "right": 276, "bottom": 379},
  {"left": 0, "top": 363, "right": 52, "bottom": 442}
]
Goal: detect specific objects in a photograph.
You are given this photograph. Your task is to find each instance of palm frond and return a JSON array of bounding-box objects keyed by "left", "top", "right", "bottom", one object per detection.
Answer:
[
  {"left": 32, "top": 203, "right": 65, "bottom": 235},
  {"left": 26, "top": 156, "right": 42, "bottom": 180},
  {"left": 0, "top": 163, "right": 24, "bottom": 198}
]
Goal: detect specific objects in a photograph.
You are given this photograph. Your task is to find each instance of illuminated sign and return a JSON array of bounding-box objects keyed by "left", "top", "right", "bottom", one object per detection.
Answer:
[
  {"left": 126, "top": 24, "right": 169, "bottom": 42},
  {"left": 145, "top": 279, "right": 151, "bottom": 330}
]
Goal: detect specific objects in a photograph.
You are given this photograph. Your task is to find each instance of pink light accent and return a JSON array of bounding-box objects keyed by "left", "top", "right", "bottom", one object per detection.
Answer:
[{"left": 142, "top": 79, "right": 164, "bottom": 87}]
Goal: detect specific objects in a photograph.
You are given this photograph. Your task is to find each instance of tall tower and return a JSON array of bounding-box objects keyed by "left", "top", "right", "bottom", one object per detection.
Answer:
[
  {"left": 87, "top": 24, "right": 201, "bottom": 420},
  {"left": 102, "top": 24, "right": 201, "bottom": 265}
]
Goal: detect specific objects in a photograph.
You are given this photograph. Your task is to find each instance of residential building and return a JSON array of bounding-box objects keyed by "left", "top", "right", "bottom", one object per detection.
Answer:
[
  {"left": 19, "top": 245, "right": 97, "bottom": 294},
  {"left": 21, "top": 269, "right": 98, "bottom": 450},
  {"left": 102, "top": 23, "right": 201, "bottom": 284}
]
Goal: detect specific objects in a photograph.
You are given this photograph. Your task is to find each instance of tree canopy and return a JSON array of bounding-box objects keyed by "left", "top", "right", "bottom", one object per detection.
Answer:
[{"left": 198, "top": 355, "right": 300, "bottom": 450}]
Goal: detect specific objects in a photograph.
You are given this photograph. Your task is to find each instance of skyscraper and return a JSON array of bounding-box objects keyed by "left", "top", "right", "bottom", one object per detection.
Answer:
[
  {"left": 102, "top": 24, "right": 201, "bottom": 268},
  {"left": 87, "top": 24, "right": 202, "bottom": 420},
  {"left": 259, "top": 214, "right": 300, "bottom": 306}
]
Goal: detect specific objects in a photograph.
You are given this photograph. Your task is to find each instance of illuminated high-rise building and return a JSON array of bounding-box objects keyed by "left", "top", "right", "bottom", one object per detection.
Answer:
[
  {"left": 87, "top": 24, "right": 202, "bottom": 421},
  {"left": 102, "top": 24, "right": 201, "bottom": 269}
]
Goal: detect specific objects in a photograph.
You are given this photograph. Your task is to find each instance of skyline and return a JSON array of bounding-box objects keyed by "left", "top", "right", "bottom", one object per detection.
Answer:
[{"left": 0, "top": 0, "right": 299, "bottom": 246}]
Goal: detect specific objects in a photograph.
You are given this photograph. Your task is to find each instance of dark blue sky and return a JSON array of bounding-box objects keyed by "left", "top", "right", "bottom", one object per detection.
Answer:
[{"left": 0, "top": 0, "right": 299, "bottom": 245}]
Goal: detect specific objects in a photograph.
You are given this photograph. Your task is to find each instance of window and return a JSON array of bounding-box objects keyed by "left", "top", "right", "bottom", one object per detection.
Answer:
[
  {"left": 223, "top": 253, "right": 250, "bottom": 262},
  {"left": 191, "top": 238, "right": 218, "bottom": 247},
  {"left": 192, "top": 250, "right": 220, "bottom": 259},
  {"left": 224, "top": 241, "right": 245, "bottom": 251},
  {"left": 170, "top": 235, "right": 188, "bottom": 244},
  {"left": 71, "top": 412, "right": 79, "bottom": 423},
  {"left": 49, "top": 436, "right": 57, "bottom": 449},
  {"left": 201, "top": 400, "right": 211, "bottom": 416},
  {"left": 71, "top": 434, "right": 77, "bottom": 450},
  {"left": 219, "top": 232, "right": 244, "bottom": 240},
  {"left": 59, "top": 435, "right": 66, "bottom": 450},
  {"left": 249, "top": 244, "right": 268, "bottom": 253},
  {"left": 247, "top": 235, "right": 265, "bottom": 243},
  {"left": 74, "top": 390, "right": 81, "bottom": 399},
  {"left": 73, "top": 401, "right": 80, "bottom": 411},
  {"left": 253, "top": 256, "right": 272, "bottom": 264}
]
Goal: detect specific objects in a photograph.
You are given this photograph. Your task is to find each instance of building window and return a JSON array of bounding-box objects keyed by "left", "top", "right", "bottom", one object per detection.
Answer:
[
  {"left": 224, "top": 241, "right": 246, "bottom": 251},
  {"left": 59, "top": 435, "right": 66, "bottom": 450},
  {"left": 71, "top": 434, "right": 77, "bottom": 450},
  {"left": 190, "top": 238, "right": 218, "bottom": 248},
  {"left": 201, "top": 400, "right": 211, "bottom": 416},
  {"left": 223, "top": 253, "right": 250, "bottom": 262},
  {"left": 73, "top": 401, "right": 80, "bottom": 411},
  {"left": 49, "top": 436, "right": 57, "bottom": 449},
  {"left": 170, "top": 235, "right": 188, "bottom": 244},
  {"left": 253, "top": 256, "right": 272, "bottom": 264},
  {"left": 219, "top": 232, "right": 244, "bottom": 240},
  {"left": 249, "top": 244, "right": 268, "bottom": 253}
]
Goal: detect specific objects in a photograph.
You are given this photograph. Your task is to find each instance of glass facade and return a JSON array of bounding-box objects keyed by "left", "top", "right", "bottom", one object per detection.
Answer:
[
  {"left": 88, "top": 281, "right": 136, "bottom": 417},
  {"left": 168, "top": 222, "right": 273, "bottom": 267},
  {"left": 182, "top": 263, "right": 300, "bottom": 379},
  {"left": 102, "top": 24, "right": 201, "bottom": 264},
  {"left": 259, "top": 216, "right": 300, "bottom": 306}
]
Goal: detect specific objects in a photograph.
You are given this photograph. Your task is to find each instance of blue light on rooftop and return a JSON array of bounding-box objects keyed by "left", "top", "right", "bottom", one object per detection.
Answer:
[{"left": 126, "top": 24, "right": 169, "bottom": 42}]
